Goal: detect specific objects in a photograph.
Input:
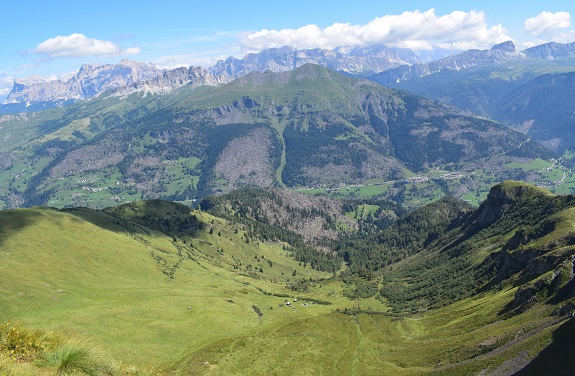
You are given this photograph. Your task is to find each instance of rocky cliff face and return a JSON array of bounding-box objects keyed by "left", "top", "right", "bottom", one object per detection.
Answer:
[
  {"left": 209, "top": 44, "right": 420, "bottom": 78},
  {"left": 524, "top": 41, "right": 575, "bottom": 61},
  {"left": 112, "top": 66, "right": 228, "bottom": 96},
  {"left": 4, "top": 59, "right": 163, "bottom": 106},
  {"left": 371, "top": 41, "right": 523, "bottom": 85}
]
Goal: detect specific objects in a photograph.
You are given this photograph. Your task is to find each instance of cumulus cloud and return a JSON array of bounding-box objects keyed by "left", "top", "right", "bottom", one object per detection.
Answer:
[
  {"left": 520, "top": 28, "right": 575, "bottom": 50},
  {"left": 31, "top": 33, "right": 141, "bottom": 59},
  {"left": 240, "top": 9, "right": 511, "bottom": 51},
  {"left": 524, "top": 11, "right": 571, "bottom": 37}
]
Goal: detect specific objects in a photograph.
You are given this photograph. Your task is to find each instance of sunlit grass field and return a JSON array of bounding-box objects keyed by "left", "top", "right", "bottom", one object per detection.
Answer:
[{"left": 0, "top": 204, "right": 572, "bottom": 374}]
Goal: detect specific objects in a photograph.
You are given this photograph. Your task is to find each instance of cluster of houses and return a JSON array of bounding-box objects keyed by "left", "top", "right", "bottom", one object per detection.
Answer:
[
  {"left": 11, "top": 169, "right": 26, "bottom": 179},
  {"left": 77, "top": 177, "right": 100, "bottom": 184},
  {"left": 405, "top": 175, "right": 429, "bottom": 183},
  {"left": 285, "top": 298, "right": 309, "bottom": 309},
  {"left": 82, "top": 186, "right": 107, "bottom": 193}
]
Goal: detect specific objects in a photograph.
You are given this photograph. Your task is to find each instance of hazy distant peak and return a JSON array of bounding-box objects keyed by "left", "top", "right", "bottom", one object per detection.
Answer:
[
  {"left": 13, "top": 75, "right": 49, "bottom": 85},
  {"left": 491, "top": 40, "right": 515, "bottom": 52},
  {"left": 209, "top": 43, "right": 421, "bottom": 79},
  {"left": 4, "top": 60, "right": 163, "bottom": 107}
]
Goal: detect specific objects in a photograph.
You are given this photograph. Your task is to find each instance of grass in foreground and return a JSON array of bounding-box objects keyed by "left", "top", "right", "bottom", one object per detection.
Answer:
[{"left": 0, "top": 321, "right": 157, "bottom": 375}]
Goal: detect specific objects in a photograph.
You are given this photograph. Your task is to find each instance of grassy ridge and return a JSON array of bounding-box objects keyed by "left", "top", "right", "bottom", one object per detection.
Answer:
[
  {"left": 1, "top": 184, "right": 575, "bottom": 374},
  {"left": 0, "top": 206, "right": 330, "bottom": 371}
]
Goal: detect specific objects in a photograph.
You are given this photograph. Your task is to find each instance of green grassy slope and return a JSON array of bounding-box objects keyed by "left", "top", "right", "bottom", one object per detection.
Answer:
[
  {"left": 1, "top": 183, "right": 575, "bottom": 374},
  {"left": 0, "top": 205, "right": 331, "bottom": 372}
]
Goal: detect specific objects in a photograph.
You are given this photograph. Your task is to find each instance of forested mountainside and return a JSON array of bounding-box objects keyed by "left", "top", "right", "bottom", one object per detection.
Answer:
[
  {"left": 0, "top": 64, "right": 550, "bottom": 210},
  {"left": 371, "top": 41, "right": 575, "bottom": 154}
]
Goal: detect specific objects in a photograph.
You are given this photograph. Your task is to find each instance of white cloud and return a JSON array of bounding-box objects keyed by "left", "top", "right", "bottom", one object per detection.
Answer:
[
  {"left": 47, "top": 71, "right": 77, "bottom": 82},
  {"left": 31, "top": 33, "right": 141, "bottom": 59},
  {"left": 520, "top": 28, "right": 575, "bottom": 50},
  {"left": 524, "top": 11, "right": 571, "bottom": 37},
  {"left": 0, "top": 73, "right": 14, "bottom": 101},
  {"left": 152, "top": 49, "right": 236, "bottom": 70},
  {"left": 240, "top": 9, "right": 511, "bottom": 52},
  {"left": 0, "top": 83, "right": 10, "bottom": 97},
  {"left": 555, "top": 29, "right": 575, "bottom": 43}
]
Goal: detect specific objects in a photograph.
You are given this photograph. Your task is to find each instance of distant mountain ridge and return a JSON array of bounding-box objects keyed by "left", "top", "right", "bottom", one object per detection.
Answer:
[
  {"left": 1, "top": 43, "right": 423, "bottom": 113},
  {"left": 3, "top": 59, "right": 163, "bottom": 112},
  {"left": 208, "top": 44, "right": 420, "bottom": 78},
  {"left": 370, "top": 41, "right": 575, "bottom": 84},
  {"left": 369, "top": 41, "right": 575, "bottom": 153},
  {"left": 5, "top": 40, "right": 575, "bottom": 115}
]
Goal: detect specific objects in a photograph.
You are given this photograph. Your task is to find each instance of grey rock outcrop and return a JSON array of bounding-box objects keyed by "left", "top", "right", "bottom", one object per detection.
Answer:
[
  {"left": 112, "top": 66, "right": 228, "bottom": 96},
  {"left": 524, "top": 41, "right": 575, "bottom": 61},
  {"left": 371, "top": 41, "right": 523, "bottom": 85},
  {"left": 5, "top": 59, "right": 163, "bottom": 106},
  {"left": 209, "top": 44, "right": 420, "bottom": 78}
]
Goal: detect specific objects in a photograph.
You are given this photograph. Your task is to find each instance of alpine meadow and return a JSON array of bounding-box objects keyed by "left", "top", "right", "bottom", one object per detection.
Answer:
[{"left": 2, "top": 3, "right": 575, "bottom": 375}]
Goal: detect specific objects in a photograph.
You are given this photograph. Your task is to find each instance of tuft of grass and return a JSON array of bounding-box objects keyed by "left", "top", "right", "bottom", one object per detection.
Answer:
[
  {"left": 0, "top": 321, "right": 140, "bottom": 375},
  {"left": 42, "top": 339, "right": 114, "bottom": 375}
]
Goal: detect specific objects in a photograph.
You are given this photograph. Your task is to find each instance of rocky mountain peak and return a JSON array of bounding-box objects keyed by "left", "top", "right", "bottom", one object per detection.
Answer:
[
  {"left": 4, "top": 60, "right": 163, "bottom": 107},
  {"left": 472, "top": 181, "right": 552, "bottom": 229},
  {"left": 8, "top": 76, "right": 50, "bottom": 100},
  {"left": 78, "top": 63, "right": 97, "bottom": 74},
  {"left": 209, "top": 43, "right": 421, "bottom": 79},
  {"left": 491, "top": 40, "right": 515, "bottom": 52},
  {"left": 524, "top": 41, "right": 575, "bottom": 60},
  {"left": 13, "top": 75, "right": 49, "bottom": 86}
]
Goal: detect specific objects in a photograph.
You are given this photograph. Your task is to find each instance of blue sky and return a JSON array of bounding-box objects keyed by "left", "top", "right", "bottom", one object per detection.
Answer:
[{"left": 1, "top": 0, "right": 574, "bottom": 100}]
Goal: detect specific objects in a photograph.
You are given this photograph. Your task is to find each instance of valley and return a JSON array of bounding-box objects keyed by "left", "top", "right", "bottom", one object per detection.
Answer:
[
  {"left": 2, "top": 30, "right": 575, "bottom": 375},
  {"left": 2, "top": 182, "right": 575, "bottom": 374},
  {"left": 293, "top": 157, "right": 575, "bottom": 207},
  {"left": 0, "top": 64, "right": 555, "bottom": 211}
]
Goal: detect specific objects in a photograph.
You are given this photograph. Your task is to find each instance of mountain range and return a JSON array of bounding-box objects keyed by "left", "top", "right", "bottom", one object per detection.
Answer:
[
  {"left": 0, "top": 64, "right": 550, "bottom": 210},
  {"left": 370, "top": 41, "right": 575, "bottom": 153},
  {"left": 4, "top": 40, "right": 575, "bottom": 116},
  {"left": 208, "top": 44, "right": 420, "bottom": 78},
  {"left": 4, "top": 40, "right": 575, "bottom": 158},
  {"left": 1, "top": 43, "right": 422, "bottom": 114},
  {"left": 370, "top": 41, "right": 575, "bottom": 84}
]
